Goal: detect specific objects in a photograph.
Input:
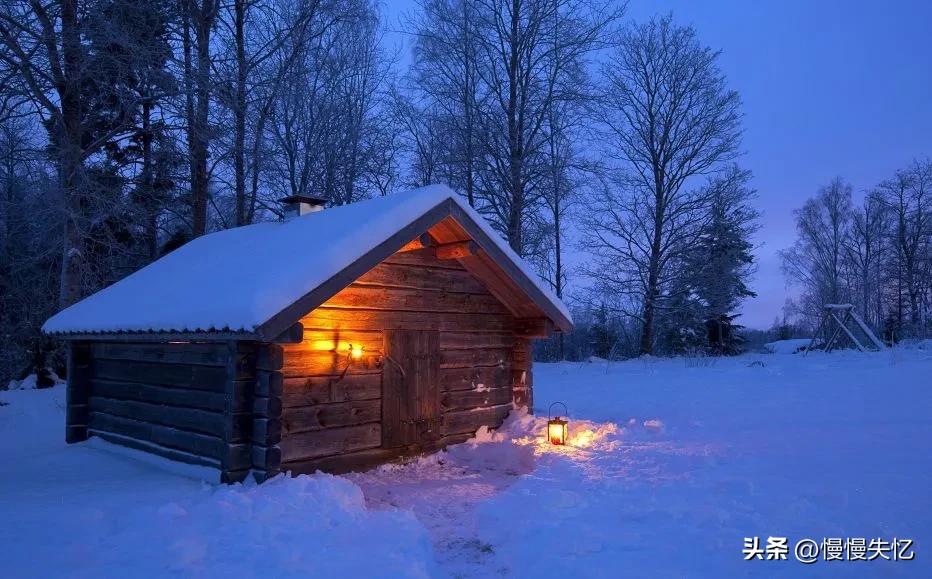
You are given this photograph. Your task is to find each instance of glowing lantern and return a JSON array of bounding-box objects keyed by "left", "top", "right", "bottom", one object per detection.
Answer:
[
  {"left": 547, "top": 402, "right": 569, "bottom": 445},
  {"left": 349, "top": 344, "right": 364, "bottom": 360}
]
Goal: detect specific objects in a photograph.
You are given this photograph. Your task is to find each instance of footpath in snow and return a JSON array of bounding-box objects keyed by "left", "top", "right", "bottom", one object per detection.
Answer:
[{"left": 1, "top": 347, "right": 930, "bottom": 578}]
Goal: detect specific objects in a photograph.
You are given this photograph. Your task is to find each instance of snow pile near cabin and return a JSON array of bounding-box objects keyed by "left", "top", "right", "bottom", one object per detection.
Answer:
[{"left": 0, "top": 388, "right": 435, "bottom": 578}]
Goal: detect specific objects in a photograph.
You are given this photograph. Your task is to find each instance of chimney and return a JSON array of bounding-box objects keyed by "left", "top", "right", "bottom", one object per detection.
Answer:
[{"left": 279, "top": 195, "right": 327, "bottom": 220}]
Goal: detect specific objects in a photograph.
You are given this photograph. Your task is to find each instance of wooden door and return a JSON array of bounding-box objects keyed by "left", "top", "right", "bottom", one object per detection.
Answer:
[{"left": 382, "top": 330, "right": 441, "bottom": 449}]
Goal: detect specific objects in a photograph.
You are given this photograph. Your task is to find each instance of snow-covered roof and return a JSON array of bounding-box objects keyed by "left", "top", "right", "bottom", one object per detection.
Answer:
[{"left": 44, "top": 185, "right": 572, "bottom": 338}]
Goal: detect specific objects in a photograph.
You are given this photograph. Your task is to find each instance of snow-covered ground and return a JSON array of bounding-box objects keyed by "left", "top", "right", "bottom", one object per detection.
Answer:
[{"left": 2, "top": 347, "right": 930, "bottom": 577}]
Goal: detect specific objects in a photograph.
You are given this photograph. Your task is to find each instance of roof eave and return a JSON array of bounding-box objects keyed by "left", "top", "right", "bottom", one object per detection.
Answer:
[{"left": 45, "top": 330, "right": 261, "bottom": 342}]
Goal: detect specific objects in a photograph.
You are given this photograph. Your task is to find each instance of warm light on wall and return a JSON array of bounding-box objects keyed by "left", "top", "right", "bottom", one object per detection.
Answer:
[
  {"left": 349, "top": 344, "right": 364, "bottom": 360},
  {"left": 547, "top": 402, "right": 569, "bottom": 445}
]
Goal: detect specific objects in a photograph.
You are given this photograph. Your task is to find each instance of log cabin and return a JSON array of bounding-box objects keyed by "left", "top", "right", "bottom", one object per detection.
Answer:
[{"left": 43, "top": 185, "right": 573, "bottom": 483}]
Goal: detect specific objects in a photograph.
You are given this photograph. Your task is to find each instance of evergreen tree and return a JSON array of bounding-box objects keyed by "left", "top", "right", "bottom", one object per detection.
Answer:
[
  {"left": 689, "top": 166, "right": 759, "bottom": 353},
  {"left": 589, "top": 304, "right": 617, "bottom": 359}
]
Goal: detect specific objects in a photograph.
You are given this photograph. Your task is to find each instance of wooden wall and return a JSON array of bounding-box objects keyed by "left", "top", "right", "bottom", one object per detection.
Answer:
[
  {"left": 67, "top": 341, "right": 271, "bottom": 483},
  {"left": 279, "top": 248, "right": 521, "bottom": 474}
]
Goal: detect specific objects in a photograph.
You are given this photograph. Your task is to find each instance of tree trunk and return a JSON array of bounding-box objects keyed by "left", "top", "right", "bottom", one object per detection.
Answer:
[
  {"left": 640, "top": 183, "right": 665, "bottom": 355},
  {"left": 181, "top": 3, "right": 197, "bottom": 234},
  {"left": 190, "top": 0, "right": 215, "bottom": 237},
  {"left": 505, "top": 0, "right": 523, "bottom": 254},
  {"left": 233, "top": 0, "right": 247, "bottom": 226},
  {"left": 58, "top": 0, "right": 86, "bottom": 308},
  {"left": 141, "top": 100, "right": 158, "bottom": 259}
]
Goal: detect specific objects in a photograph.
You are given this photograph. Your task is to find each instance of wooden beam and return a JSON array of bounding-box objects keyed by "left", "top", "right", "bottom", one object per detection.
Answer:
[
  {"left": 435, "top": 240, "right": 478, "bottom": 260},
  {"left": 251, "top": 342, "right": 284, "bottom": 481},
  {"left": 396, "top": 233, "right": 436, "bottom": 253},
  {"left": 273, "top": 322, "right": 304, "bottom": 344},
  {"left": 66, "top": 341, "right": 91, "bottom": 443}
]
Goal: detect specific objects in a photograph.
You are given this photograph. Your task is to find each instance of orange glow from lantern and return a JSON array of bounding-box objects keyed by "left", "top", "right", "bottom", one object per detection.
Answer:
[
  {"left": 548, "top": 417, "right": 568, "bottom": 445},
  {"left": 350, "top": 345, "right": 364, "bottom": 359}
]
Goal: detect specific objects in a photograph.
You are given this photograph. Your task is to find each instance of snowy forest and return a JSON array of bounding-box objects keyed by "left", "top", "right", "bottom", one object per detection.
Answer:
[
  {"left": 779, "top": 163, "right": 932, "bottom": 343},
  {"left": 0, "top": 0, "right": 929, "bottom": 385}
]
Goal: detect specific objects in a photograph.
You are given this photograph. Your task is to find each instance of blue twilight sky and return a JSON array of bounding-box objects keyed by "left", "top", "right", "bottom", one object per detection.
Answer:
[{"left": 381, "top": 0, "right": 932, "bottom": 329}]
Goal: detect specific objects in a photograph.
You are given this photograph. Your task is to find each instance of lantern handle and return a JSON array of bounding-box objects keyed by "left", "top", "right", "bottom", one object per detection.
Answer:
[{"left": 548, "top": 401, "right": 568, "bottom": 420}]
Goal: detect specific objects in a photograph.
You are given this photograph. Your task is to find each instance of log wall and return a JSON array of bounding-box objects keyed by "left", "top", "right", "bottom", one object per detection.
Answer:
[
  {"left": 280, "top": 248, "right": 522, "bottom": 474},
  {"left": 72, "top": 341, "right": 265, "bottom": 483}
]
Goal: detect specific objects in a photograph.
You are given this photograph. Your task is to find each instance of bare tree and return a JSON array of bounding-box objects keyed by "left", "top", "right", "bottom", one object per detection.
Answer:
[
  {"left": 844, "top": 191, "right": 888, "bottom": 328},
  {"left": 875, "top": 160, "right": 932, "bottom": 331},
  {"left": 0, "top": 0, "right": 92, "bottom": 306},
  {"left": 593, "top": 14, "right": 741, "bottom": 354},
  {"left": 780, "top": 178, "right": 853, "bottom": 325},
  {"left": 408, "top": 0, "right": 483, "bottom": 206},
  {"left": 181, "top": 0, "right": 218, "bottom": 237}
]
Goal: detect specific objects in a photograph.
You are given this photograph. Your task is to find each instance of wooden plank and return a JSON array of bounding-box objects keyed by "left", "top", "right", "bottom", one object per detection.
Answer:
[
  {"left": 88, "top": 412, "right": 250, "bottom": 468},
  {"left": 281, "top": 432, "right": 477, "bottom": 476},
  {"left": 91, "top": 430, "right": 221, "bottom": 470},
  {"left": 282, "top": 350, "right": 381, "bottom": 378},
  {"left": 255, "top": 371, "right": 283, "bottom": 397},
  {"left": 279, "top": 423, "right": 381, "bottom": 462},
  {"left": 66, "top": 342, "right": 92, "bottom": 443},
  {"left": 440, "top": 348, "right": 512, "bottom": 369},
  {"left": 90, "top": 378, "right": 247, "bottom": 413},
  {"left": 253, "top": 395, "right": 283, "bottom": 417},
  {"left": 455, "top": 252, "right": 535, "bottom": 318},
  {"left": 440, "top": 332, "right": 514, "bottom": 350},
  {"left": 441, "top": 385, "right": 513, "bottom": 412},
  {"left": 92, "top": 358, "right": 228, "bottom": 392},
  {"left": 89, "top": 342, "right": 231, "bottom": 366},
  {"left": 381, "top": 246, "right": 466, "bottom": 270},
  {"left": 253, "top": 418, "right": 282, "bottom": 442},
  {"left": 323, "top": 285, "right": 509, "bottom": 315},
  {"left": 282, "top": 399, "right": 381, "bottom": 435},
  {"left": 354, "top": 262, "right": 490, "bottom": 294},
  {"left": 381, "top": 330, "right": 408, "bottom": 449},
  {"left": 245, "top": 342, "right": 282, "bottom": 478},
  {"left": 435, "top": 240, "right": 478, "bottom": 260},
  {"left": 292, "top": 329, "right": 383, "bottom": 354},
  {"left": 256, "top": 344, "right": 284, "bottom": 371},
  {"left": 512, "top": 337, "right": 533, "bottom": 410},
  {"left": 514, "top": 318, "right": 554, "bottom": 338},
  {"left": 88, "top": 396, "right": 244, "bottom": 439},
  {"left": 440, "top": 365, "right": 511, "bottom": 392},
  {"left": 442, "top": 403, "right": 512, "bottom": 436},
  {"left": 252, "top": 445, "right": 282, "bottom": 470},
  {"left": 283, "top": 447, "right": 405, "bottom": 476},
  {"left": 302, "top": 307, "right": 515, "bottom": 333},
  {"left": 281, "top": 373, "right": 382, "bottom": 408}
]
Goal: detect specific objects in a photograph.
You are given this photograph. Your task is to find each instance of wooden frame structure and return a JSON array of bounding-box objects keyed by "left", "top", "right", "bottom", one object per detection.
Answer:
[
  {"left": 804, "top": 304, "right": 885, "bottom": 355},
  {"left": 50, "top": 194, "right": 571, "bottom": 483}
]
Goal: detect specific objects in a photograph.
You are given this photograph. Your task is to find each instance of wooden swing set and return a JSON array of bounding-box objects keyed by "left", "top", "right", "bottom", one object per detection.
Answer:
[{"left": 804, "top": 304, "right": 885, "bottom": 355}]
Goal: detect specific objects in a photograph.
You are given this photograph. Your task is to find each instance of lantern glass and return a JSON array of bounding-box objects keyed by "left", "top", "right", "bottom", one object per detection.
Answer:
[{"left": 548, "top": 418, "right": 568, "bottom": 445}]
